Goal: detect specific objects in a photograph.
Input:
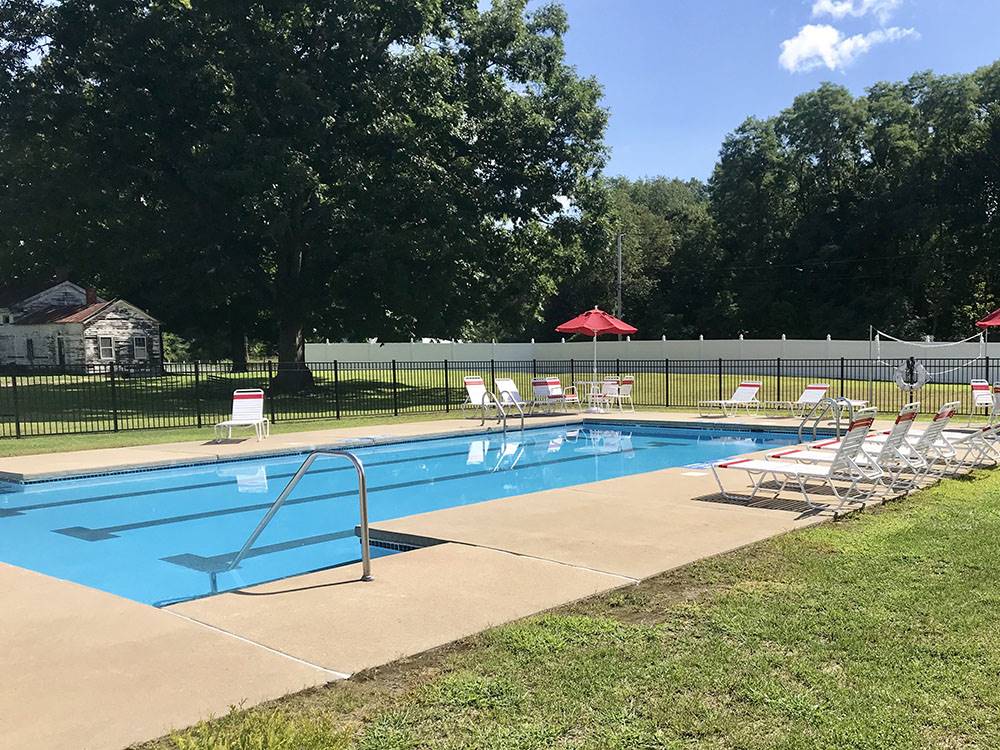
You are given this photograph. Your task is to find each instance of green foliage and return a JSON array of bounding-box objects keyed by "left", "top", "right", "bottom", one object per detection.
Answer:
[
  {"left": 0, "top": 0, "right": 607, "bottom": 359},
  {"left": 550, "top": 64, "right": 1000, "bottom": 340}
]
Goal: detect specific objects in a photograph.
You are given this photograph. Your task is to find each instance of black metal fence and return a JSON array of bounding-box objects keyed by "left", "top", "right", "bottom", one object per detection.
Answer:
[{"left": 0, "top": 358, "right": 995, "bottom": 439}]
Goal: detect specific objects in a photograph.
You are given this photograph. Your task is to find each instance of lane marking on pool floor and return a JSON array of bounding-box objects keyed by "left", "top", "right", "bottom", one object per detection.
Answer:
[{"left": 162, "top": 608, "right": 352, "bottom": 680}]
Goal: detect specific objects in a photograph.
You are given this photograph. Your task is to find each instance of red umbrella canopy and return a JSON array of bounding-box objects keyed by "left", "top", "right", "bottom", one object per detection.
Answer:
[
  {"left": 556, "top": 307, "right": 637, "bottom": 337},
  {"left": 976, "top": 308, "right": 1000, "bottom": 328}
]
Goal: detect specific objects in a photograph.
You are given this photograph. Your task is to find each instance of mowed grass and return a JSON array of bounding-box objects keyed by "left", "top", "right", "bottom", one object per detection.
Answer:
[
  {"left": 148, "top": 469, "right": 1000, "bottom": 750},
  {"left": 0, "top": 411, "right": 456, "bottom": 457}
]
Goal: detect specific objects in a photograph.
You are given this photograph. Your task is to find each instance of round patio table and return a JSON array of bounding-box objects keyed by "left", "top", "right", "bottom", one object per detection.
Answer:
[{"left": 575, "top": 379, "right": 617, "bottom": 413}]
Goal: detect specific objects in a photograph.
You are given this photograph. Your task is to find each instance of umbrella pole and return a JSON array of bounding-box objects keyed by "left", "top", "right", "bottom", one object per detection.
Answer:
[{"left": 593, "top": 335, "right": 597, "bottom": 381}]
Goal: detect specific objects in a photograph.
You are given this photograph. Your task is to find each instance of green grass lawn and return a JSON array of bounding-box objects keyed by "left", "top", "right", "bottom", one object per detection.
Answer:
[
  {"left": 0, "top": 412, "right": 457, "bottom": 458},
  {"left": 148, "top": 469, "right": 1000, "bottom": 750}
]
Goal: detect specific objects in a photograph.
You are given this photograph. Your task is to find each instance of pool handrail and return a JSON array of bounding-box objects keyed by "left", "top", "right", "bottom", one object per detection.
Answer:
[
  {"left": 479, "top": 390, "right": 524, "bottom": 433},
  {"left": 798, "top": 396, "right": 856, "bottom": 443},
  {"left": 224, "top": 450, "right": 372, "bottom": 581}
]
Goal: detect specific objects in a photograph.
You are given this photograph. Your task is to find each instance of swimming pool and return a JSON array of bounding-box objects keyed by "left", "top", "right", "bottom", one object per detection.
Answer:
[{"left": 0, "top": 422, "right": 799, "bottom": 605}]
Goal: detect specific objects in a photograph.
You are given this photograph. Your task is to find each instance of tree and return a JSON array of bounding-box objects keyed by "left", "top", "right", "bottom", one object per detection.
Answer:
[{"left": 1, "top": 0, "right": 607, "bottom": 385}]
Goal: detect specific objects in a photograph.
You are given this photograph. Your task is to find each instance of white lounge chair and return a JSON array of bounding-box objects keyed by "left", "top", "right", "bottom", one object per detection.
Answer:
[
  {"left": 768, "top": 402, "right": 924, "bottom": 493},
  {"left": 214, "top": 389, "right": 270, "bottom": 441},
  {"left": 530, "top": 377, "right": 581, "bottom": 413},
  {"left": 765, "top": 383, "right": 829, "bottom": 416},
  {"left": 494, "top": 378, "right": 529, "bottom": 410},
  {"left": 462, "top": 376, "right": 497, "bottom": 412},
  {"left": 820, "top": 402, "right": 961, "bottom": 477},
  {"left": 710, "top": 407, "right": 880, "bottom": 511},
  {"left": 699, "top": 381, "right": 762, "bottom": 417}
]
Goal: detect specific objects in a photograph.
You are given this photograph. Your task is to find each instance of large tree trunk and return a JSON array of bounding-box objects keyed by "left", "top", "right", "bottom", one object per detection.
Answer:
[
  {"left": 271, "top": 243, "right": 314, "bottom": 391},
  {"left": 229, "top": 318, "right": 249, "bottom": 373}
]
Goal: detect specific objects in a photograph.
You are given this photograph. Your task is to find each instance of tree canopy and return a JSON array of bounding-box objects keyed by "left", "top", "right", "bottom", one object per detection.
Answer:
[
  {"left": 0, "top": 0, "right": 607, "bottom": 376},
  {"left": 546, "top": 65, "right": 1000, "bottom": 341}
]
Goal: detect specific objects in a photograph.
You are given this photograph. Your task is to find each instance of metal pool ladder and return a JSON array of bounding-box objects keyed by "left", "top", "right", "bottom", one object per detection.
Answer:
[
  {"left": 225, "top": 450, "right": 373, "bottom": 581},
  {"left": 478, "top": 390, "right": 524, "bottom": 434},
  {"left": 798, "top": 396, "right": 856, "bottom": 443}
]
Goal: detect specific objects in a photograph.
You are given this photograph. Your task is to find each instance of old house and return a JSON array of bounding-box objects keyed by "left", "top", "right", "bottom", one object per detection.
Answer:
[{"left": 0, "top": 280, "right": 161, "bottom": 369}]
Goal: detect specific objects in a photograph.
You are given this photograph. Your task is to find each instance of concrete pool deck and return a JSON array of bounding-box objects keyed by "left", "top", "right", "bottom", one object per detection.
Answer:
[{"left": 0, "top": 411, "right": 897, "bottom": 749}]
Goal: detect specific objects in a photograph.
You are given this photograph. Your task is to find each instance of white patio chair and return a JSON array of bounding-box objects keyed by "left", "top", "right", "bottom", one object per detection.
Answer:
[
  {"left": 530, "top": 377, "right": 581, "bottom": 413},
  {"left": 605, "top": 376, "right": 635, "bottom": 412},
  {"left": 462, "top": 376, "right": 497, "bottom": 412},
  {"left": 494, "top": 377, "right": 529, "bottom": 409},
  {"left": 699, "top": 381, "right": 762, "bottom": 417},
  {"left": 589, "top": 378, "right": 621, "bottom": 410},
  {"left": 214, "top": 389, "right": 270, "bottom": 441},
  {"left": 968, "top": 379, "right": 993, "bottom": 425},
  {"left": 765, "top": 383, "right": 829, "bottom": 416},
  {"left": 710, "top": 407, "right": 880, "bottom": 511}
]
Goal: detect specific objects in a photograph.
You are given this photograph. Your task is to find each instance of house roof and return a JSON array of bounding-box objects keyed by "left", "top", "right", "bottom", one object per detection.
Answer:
[
  {"left": 0, "top": 279, "right": 89, "bottom": 309},
  {"left": 0, "top": 281, "right": 58, "bottom": 308},
  {"left": 13, "top": 301, "right": 115, "bottom": 325}
]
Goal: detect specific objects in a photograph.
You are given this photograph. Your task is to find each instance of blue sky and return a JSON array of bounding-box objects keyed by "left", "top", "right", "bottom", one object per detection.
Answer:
[{"left": 547, "top": 0, "right": 1000, "bottom": 181}]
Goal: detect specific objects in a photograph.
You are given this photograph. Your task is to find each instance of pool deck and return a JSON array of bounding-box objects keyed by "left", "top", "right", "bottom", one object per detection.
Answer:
[{"left": 0, "top": 411, "right": 901, "bottom": 749}]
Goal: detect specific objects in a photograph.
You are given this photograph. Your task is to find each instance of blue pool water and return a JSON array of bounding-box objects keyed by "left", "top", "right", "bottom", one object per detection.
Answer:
[{"left": 0, "top": 423, "right": 798, "bottom": 605}]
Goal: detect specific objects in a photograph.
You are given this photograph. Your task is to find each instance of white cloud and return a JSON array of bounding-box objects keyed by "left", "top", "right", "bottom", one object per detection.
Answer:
[
  {"left": 811, "top": 0, "right": 902, "bottom": 25},
  {"left": 779, "top": 23, "right": 917, "bottom": 73}
]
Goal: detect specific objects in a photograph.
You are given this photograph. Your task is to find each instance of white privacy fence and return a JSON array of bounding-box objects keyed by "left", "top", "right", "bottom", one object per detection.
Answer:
[{"left": 306, "top": 337, "right": 1000, "bottom": 364}]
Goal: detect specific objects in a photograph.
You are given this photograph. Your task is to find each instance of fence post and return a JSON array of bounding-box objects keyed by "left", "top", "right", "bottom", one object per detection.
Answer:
[
  {"left": 664, "top": 359, "right": 669, "bottom": 408},
  {"left": 490, "top": 358, "right": 496, "bottom": 390},
  {"left": 776, "top": 357, "right": 782, "bottom": 403},
  {"left": 532, "top": 358, "right": 537, "bottom": 379},
  {"left": 570, "top": 358, "right": 575, "bottom": 383},
  {"left": 109, "top": 362, "right": 119, "bottom": 432},
  {"left": 194, "top": 361, "right": 202, "bottom": 428},
  {"left": 840, "top": 357, "right": 846, "bottom": 398},
  {"left": 717, "top": 358, "right": 723, "bottom": 400},
  {"left": 266, "top": 361, "right": 277, "bottom": 424},
  {"left": 334, "top": 360, "right": 341, "bottom": 419},
  {"left": 986, "top": 355, "right": 991, "bottom": 384},
  {"left": 443, "top": 359, "right": 450, "bottom": 413},
  {"left": 616, "top": 358, "right": 621, "bottom": 380},
  {"left": 10, "top": 373, "right": 21, "bottom": 439},
  {"left": 392, "top": 359, "right": 399, "bottom": 416}
]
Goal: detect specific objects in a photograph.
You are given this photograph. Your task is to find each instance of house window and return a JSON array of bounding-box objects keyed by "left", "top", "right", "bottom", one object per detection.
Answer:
[
  {"left": 25, "top": 339, "right": 35, "bottom": 360},
  {"left": 99, "top": 336, "right": 115, "bottom": 360},
  {"left": 133, "top": 336, "right": 148, "bottom": 359},
  {"left": 0, "top": 314, "right": 11, "bottom": 324}
]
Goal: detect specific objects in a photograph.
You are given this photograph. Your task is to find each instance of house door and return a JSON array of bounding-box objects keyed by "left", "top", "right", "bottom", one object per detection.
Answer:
[{"left": 57, "top": 336, "right": 66, "bottom": 366}]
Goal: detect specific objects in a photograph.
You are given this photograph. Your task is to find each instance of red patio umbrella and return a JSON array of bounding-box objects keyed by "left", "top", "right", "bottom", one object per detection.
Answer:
[
  {"left": 976, "top": 308, "right": 1000, "bottom": 329},
  {"left": 977, "top": 308, "right": 1000, "bottom": 355},
  {"left": 556, "top": 306, "right": 637, "bottom": 381}
]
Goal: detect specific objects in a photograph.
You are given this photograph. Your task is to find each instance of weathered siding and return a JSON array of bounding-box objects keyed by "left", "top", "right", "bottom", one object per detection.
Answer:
[
  {"left": 0, "top": 324, "right": 86, "bottom": 366},
  {"left": 82, "top": 302, "right": 161, "bottom": 365}
]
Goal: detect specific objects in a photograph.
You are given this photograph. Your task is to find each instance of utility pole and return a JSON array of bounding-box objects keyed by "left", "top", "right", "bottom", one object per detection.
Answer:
[
  {"left": 616, "top": 232, "right": 623, "bottom": 319},
  {"left": 616, "top": 232, "right": 624, "bottom": 340}
]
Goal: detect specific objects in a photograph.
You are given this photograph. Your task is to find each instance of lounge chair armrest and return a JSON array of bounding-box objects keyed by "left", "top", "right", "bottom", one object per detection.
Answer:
[{"left": 563, "top": 385, "right": 577, "bottom": 395}]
